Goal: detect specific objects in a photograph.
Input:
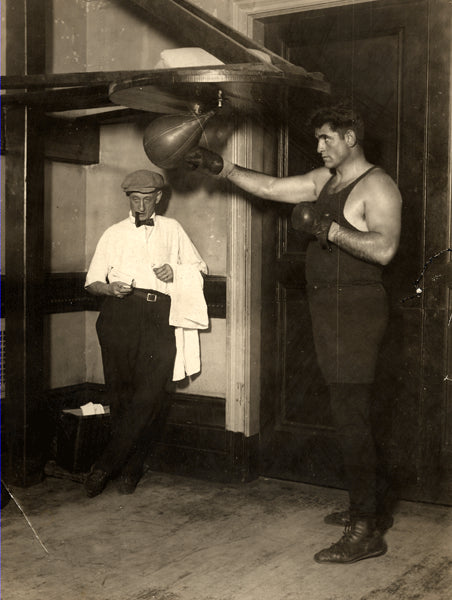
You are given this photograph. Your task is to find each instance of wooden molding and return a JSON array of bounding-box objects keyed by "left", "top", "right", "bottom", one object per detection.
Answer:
[
  {"left": 232, "top": 0, "right": 378, "bottom": 28},
  {"left": 38, "top": 272, "right": 227, "bottom": 317},
  {"left": 2, "top": 273, "right": 226, "bottom": 317}
]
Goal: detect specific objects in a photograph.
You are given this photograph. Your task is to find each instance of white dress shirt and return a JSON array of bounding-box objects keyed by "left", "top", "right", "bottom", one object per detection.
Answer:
[
  {"left": 86, "top": 213, "right": 207, "bottom": 292},
  {"left": 86, "top": 213, "right": 209, "bottom": 381}
]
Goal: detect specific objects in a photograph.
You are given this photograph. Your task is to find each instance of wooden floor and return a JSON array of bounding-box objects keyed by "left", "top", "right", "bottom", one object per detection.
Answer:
[{"left": 2, "top": 471, "right": 451, "bottom": 600}]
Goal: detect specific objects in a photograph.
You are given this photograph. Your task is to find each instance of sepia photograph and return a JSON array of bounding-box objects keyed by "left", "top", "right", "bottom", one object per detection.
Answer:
[{"left": 1, "top": 1, "right": 451, "bottom": 598}]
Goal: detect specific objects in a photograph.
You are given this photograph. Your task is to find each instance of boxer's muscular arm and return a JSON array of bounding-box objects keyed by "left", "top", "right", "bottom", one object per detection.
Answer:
[
  {"left": 184, "top": 146, "right": 329, "bottom": 204},
  {"left": 226, "top": 164, "right": 329, "bottom": 205},
  {"left": 328, "top": 172, "right": 402, "bottom": 265}
]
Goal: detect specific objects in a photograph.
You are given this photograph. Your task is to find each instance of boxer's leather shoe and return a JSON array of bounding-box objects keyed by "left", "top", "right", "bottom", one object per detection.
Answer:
[
  {"left": 315, "top": 518, "right": 387, "bottom": 564},
  {"left": 85, "top": 468, "right": 109, "bottom": 498}
]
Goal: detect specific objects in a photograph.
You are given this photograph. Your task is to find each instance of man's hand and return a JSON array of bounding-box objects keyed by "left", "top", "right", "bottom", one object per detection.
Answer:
[
  {"left": 153, "top": 264, "right": 173, "bottom": 283},
  {"left": 109, "top": 281, "right": 133, "bottom": 298},
  {"left": 291, "top": 202, "right": 334, "bottom": 250},
  {"left": 184, "top": 146, "right": 224, "bottom": 175},
  {"left": 86, "top": 280, "right": 133, "bottom": 298}
]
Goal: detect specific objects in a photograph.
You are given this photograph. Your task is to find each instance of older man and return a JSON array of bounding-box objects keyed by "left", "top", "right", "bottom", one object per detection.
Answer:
[
  {"left": 184, "top": 103, "right": 402, "bottom": 563},
  {"left": 85, "top": 170, "right": 207, "bottom": 497}
]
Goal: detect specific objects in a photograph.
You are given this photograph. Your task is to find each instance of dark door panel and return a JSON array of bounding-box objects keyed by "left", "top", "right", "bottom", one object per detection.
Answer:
[{"left": 259, "top": 0, "right": 451, "bottom": 503}]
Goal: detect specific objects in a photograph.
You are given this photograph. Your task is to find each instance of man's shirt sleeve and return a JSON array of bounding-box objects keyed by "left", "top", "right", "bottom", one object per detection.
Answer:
[
  {"left": 85, "top": 230, "right": 110, "bottom": 287},
  {"left": 176, "top": 222, "right": 208, "bottom": 274}
]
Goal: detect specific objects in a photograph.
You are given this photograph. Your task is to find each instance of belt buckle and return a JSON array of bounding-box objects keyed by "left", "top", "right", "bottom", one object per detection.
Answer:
[{"left": 146, "top": 292, "right": 157, "bottom": 302}]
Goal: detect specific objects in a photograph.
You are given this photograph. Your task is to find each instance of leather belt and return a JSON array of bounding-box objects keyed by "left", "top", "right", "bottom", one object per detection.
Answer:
[{"left": 133, "top": 288, "right": 168, "bottom": 303}]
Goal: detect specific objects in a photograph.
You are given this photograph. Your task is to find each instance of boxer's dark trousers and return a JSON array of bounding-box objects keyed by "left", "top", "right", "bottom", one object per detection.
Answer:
[
  {"left": 329, "top": 382, "right": 393, "bottom": 519},
  {"left": 94, "top": 292, "right": 176, "bottom": 479}
]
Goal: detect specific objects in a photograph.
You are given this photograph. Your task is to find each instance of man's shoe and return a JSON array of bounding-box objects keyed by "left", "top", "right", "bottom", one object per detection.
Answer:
[
  {"left": 84, "top": 468, "right": 109, "bottom": 498},
  {"left": 324, "top": 509, "right": 350, "bottom": 526},
  {"left": 314, "top": 519, "right": 387, "bottom": 564},
  {"left": 324, "top": 509, "right": 394, "bottom": 533},
  {"left": 118, "top": 474, "right": 141, "bottom": 495}
]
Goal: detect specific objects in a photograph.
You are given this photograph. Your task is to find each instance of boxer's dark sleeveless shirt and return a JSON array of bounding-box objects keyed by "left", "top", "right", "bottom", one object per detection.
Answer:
[{"left": 305, "top": 166, "right": 383, "bottom": 286}]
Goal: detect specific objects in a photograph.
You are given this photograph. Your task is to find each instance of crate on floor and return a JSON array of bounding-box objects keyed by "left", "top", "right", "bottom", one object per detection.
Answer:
[{"left": 56, "top": 407, "right": 111, "bottom": 473}]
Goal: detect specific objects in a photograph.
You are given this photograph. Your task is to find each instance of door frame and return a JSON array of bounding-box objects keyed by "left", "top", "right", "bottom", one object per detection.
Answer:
[
  {"left": 228, "top": 0, "right": 380, "bottom": 439},
  {"left": 232, "top": 0, "right": 452, "bottom": 502},
  {"left": 232, "top": 0, "right": 379, "bottom": 39}
]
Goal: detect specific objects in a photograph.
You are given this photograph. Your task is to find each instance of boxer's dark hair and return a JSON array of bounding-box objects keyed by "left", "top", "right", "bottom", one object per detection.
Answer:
[{"left": 308, "top": 103, "right": 364, "bottom": 143}]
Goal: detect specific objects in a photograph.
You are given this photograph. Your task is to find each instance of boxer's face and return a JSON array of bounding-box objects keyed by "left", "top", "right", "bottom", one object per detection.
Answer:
[
  {"left": 315, "top": 124, "right": 351, "bottom": 169},
  {"left": 129, "top": 190, "right": 161, "bottom": 221}
]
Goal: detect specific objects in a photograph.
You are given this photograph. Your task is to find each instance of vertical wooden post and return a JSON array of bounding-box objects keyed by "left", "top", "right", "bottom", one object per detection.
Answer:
[{"left": 4, "top": 0, "right": 47, "bottom": 485}]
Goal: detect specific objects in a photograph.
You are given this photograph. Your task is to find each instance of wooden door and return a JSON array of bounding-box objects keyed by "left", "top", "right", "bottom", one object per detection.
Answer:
[{"left": 259, "top": 0, "right": 452, "bottom": 503}]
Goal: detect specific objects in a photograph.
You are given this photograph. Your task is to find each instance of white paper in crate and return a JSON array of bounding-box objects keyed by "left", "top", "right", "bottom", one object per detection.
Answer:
[{"left": 80, "top": 402, "right": 106, "bottom": 416}]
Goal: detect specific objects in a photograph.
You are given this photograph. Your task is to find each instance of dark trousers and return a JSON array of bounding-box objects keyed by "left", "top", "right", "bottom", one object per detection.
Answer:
[
  {"left": 94, "top": 293, "right": 176, "bottom": 478},
  {"left": 329, "top": 383, "right": 394, "bottom": 519},
  {"left": 307, "top": 284, "right": 394, "bottom": 519}
]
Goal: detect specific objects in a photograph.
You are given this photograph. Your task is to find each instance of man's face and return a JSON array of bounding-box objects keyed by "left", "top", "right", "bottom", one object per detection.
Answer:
[
  {"left": 315, "top": 124, "right": 350, "bottom": 169},
  {"left": 129, "top": 191, "right": 161, "bottom": 221}
]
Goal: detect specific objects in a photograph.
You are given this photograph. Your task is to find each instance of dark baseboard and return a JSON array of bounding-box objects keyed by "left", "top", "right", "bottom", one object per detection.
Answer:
[
  {"left": 45, "top": 383, "right": 259, "bottom": 485},
  {"left": 147, "top": 430, "right": 260, "bottom": 484}
]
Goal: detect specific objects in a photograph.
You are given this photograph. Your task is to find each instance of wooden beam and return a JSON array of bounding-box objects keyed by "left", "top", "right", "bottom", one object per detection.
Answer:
[
  {"left": 4, "top": 0, "right": 47, "bottom": 486},
  {"left": 1, "top": 69, "right": 207, "bottom": 89},
  {"left": 130, "top": 0, "right": 273, "bottom": 66},
  {"left": 4, "top": 104, "right": 47, "bottom": 487},
  {"left": 1, "top": 85, "right": 113, "bottom": 111},
  {"left": 1, "top": 0, "right": 328, "bottom": 116},
  {"left": 128, "top": 0, "right": 313, "bottom": 75},
  {"left": 1, "top": 63, "right": 278, "bottom": 90}
]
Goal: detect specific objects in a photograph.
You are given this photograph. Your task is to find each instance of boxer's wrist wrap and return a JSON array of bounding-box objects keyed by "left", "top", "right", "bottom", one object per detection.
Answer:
[{"left": 218, "top": 159, "right": 235, "bottom": 178}]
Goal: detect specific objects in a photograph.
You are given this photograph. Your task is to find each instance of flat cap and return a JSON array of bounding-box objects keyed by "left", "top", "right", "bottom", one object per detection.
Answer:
[{"left": 121, "top": 170, "right": 164, "bottom": 193}]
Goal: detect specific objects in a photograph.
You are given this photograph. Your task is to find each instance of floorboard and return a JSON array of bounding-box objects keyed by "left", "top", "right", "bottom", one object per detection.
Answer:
[{"left": 2, "top": 472, "right": 451, "bottom": 600}]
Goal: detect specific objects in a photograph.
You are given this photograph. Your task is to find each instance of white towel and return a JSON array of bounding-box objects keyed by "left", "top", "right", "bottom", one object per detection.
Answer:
[
  {"left": 172, "top": 328, "right": 202, "bottom": 382},
  {"left": 169, "top": 264, "right": 209, "bottom": 381}
]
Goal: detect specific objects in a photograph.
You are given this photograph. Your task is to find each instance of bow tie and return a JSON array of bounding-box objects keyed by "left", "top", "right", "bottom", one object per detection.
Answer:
[{"left": 135, "top": 214, "right": 154, "bottom": 227}]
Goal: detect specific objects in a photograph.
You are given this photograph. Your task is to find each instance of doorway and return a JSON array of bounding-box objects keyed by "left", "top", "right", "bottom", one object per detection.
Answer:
[{"left": 257, "top": 0, "right": 452, "bottom": 503}]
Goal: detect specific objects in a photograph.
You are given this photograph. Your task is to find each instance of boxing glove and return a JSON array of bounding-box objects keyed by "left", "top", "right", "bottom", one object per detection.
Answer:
[
  {"left": 291, "top": 202, "right": 333, "bottom": 250},
  {"left": 184, "top": 146, "right": 224, "bottom": 175}
]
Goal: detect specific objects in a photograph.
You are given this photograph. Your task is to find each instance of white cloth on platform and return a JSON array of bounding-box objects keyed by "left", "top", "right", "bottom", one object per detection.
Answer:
[{"left": 154, "top": 48, "right": 224, "bottom": 69}]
